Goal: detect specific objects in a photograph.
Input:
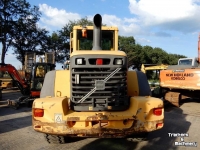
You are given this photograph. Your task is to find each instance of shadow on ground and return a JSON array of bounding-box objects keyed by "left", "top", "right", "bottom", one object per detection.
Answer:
[
  {"left": 0, "top": 106, "right": 31, "bottom": 116},
  {"left": 80, "top": 138, "right": 138, "bottom": 150},
  {"left": 180, "top": 98, "right": 200, "bottom": 106},
  {"left": 0, "top": 115, "right": 32, "bottom": 134}
]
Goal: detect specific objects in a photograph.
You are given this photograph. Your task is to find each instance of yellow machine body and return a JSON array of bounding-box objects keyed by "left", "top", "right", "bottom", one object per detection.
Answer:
[
  {"left": 32, "top": 70, "right": 163, "bottom": 137},
  {"left": 32, "top": 14, "right": 164, "bottom": 139}
]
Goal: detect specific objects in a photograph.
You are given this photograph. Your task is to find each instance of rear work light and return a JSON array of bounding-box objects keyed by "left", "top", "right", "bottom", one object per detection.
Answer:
[
  {"left": 96, "top": 58, "right": 103, "bottom": 65},
  {"left": 82, "top": 27, "right": 87, "bottom": 38},
  {"left": 33, "top": 108, "right": 44, "bottom": 117},
  {"left": 114, "top": 58, "right": 123, "bottom": 65},
  {"left": 76, "top": 58, "right": 83, "bottom": 65},
  {"left": 153, "top": 108, "right": 163, "bottom": 116}
]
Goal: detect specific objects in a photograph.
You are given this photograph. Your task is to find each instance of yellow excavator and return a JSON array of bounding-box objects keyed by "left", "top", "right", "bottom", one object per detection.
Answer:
[
  {"left": 140, "top": 64, "right": 168, "bottom": 97},
  {"left": 32, "top": 14, "right": 164, "bottom": 143},
  {"left": 140, "top": 64, "right": 168, "bottom": 74},
  {"left": 140, "top": 64, "right": 168, "bottom": 86}
]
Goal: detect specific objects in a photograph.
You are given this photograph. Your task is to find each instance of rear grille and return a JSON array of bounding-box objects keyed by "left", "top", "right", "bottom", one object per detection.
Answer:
[{"left": 71, "top": 67, "right": 129, "bottom": 111}]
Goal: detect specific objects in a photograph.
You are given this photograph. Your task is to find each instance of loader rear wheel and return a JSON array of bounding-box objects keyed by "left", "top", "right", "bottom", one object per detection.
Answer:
[
  {"left": 126, "top": 132, "right": 149, "bottom": 142},
  {"left": 44, "top": 134, "right": 66, "bottom": 144}
]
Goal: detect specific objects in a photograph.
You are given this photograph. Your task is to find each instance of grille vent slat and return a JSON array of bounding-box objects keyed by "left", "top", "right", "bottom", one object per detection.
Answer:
[{"left": 71, "top": 67, "right": 129, "bottom": 111}]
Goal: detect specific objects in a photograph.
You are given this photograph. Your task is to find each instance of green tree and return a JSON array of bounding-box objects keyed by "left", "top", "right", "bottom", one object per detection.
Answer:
[
  {"left": 119, "top": 36, "right": 135, "bottom": 50},
  {"left": 45, "top": 32, "right": 69, "bottom": 63},
  {"left": 141, "top": 46, "right": 186, "bottom": 65},
  {"left": 11, "top": 10, "right": 48, "bottom": 67},
  {"left": 149, "top": 47, "right": 169, "bottom": 64},
  {"left": 167, "top": 53, "right": 186, "bottom": 65},
  {"left": 142, "top": 46, "right": 154, "bottom": 63},
  {"left": 119, "top": 36, "right": 136, "bottom": 66},
  {"left": 11, "top": 27, "right": 49, "bottom": 67},
  {"left": 0, "top": 0, "right": 41, "bottom": 64}
]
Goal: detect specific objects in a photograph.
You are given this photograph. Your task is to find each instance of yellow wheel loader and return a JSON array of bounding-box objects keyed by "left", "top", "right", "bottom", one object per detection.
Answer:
[{"left": 32, "top": 14, "right": 164, "bottom": 144}]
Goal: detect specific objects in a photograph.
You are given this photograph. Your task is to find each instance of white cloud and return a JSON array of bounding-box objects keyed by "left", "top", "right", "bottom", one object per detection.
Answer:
[
  {"left": 124, "top": 17, "right": 140, "bottom": 24},
  {"left": 36, "top": 23, "right": 51, "bottom": 31},
  {"left": 102, "top": 14, "right": 122, "bottom": 26},
  {"left": 136, "top": 37, "right": 151, "bottom": 44},
  {"left": 101, "top": 14, "right": 143, "bottom": 36},
  {"left": 128, "top": 0, "right": 200, "bottom": 31},
  {"left": 39, "top": 4, "right": 81, "bottom": 28}
]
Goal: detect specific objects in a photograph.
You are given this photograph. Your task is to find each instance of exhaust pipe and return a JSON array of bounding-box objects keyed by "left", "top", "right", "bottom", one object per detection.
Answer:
[
  {"left": 92, "top": 14, "right": 102, "bottom": 50},
  {"left": 198, "top": 33, "right": 200, "bottom": 63}
]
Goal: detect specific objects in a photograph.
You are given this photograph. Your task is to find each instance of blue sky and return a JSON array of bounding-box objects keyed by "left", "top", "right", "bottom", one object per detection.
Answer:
[{"left": 3, "top": 0, "right": 200, "bottom": 69}]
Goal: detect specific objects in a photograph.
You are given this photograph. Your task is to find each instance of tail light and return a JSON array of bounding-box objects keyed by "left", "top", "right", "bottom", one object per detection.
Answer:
[
  {"left": 156, "top": 123, "right": 163, "bottom": 128},
  {"left": 153, "top": 108, "right": 163, "bottom": 116},
  {"left": 96, "top": 58, "right": 103, "bottom": 65},
  {"left": 33, "top": 108, "right": 44, "bottom": 117}
]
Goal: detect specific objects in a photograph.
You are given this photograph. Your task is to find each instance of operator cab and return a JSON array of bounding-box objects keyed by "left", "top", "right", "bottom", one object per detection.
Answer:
[
  {"left": 78, "top": 29, "right": 113, "bottom": 50},
  {"left": 31, "top": 63, "right": 55, "bottom": 91},
  {"left": 178, "top": 58, "right": 198, "bottom": 67},
  {"left": 70, "top": 26, "right": 118, "bottom": 53}
]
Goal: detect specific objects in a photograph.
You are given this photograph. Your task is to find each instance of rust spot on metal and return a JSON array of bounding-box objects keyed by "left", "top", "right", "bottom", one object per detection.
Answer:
[
  {"left": 49, "top": 103, "right": 55, "bottom": 109},
  {"left": 108, "top": 113, "right": 115, "bottom": 118},
  {"left": 33, "top": 114, "right": 163, "bottom": 138},
  {"left": 32, "top": 102, "right": 36, "bottom": 108},
  {"left": 67, "top": 117, "right": 80, "bottom": 121},
  {"left": 157, "top": 104, "right": 163, "bottom": 108},
  {"left": 33, "top": 120, "right": 66, "bottom": 128},
  {"left": 46, "top": 127, "right": 51, "bottom": 131},
  {"left": 136, "top": 108, "right": 142, "bottom": 115},
  {"left": 144, "top": 114, "right": 147, "bottom": 119},
  {"left": 132, "top": 115, "right": 136, "bottom": 120},
  {"left": 67, "top": 121, "right": 76, "bottom": 128},
  {"left": 86, "top": 113, "right": 109, "bottom": 121}
]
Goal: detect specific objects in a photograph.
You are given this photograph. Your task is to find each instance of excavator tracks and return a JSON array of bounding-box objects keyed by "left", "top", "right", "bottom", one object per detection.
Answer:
[{"left": 164, "top": 91, "right": 180, "bottom": 107}]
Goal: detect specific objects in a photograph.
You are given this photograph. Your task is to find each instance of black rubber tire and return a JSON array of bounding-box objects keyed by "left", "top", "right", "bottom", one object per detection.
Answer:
[
  {"left": 44, "top": 134, "right": 66, "bottom": 144},
  {"left": 26, "top": 100, "right": 33, "bottom": 108},
  {"left": 18, "top": 96, "right": 28, "bottom": 102},
  {"left": 126, "top": 132, "right": 149, "bottom": 142},
  {"left": 13, "top": 102, "right": 20, "bottom": 110}
]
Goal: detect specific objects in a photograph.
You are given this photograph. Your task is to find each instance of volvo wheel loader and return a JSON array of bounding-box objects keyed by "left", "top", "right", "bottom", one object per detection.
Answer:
[
  {"left": 160, "top": 34, "right": 200, "bottom": 106},
  {"left": 32, "top": 14, "right": 164, "bottom": 144}
]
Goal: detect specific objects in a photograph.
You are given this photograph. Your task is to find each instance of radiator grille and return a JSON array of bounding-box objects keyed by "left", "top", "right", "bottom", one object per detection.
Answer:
[{"left": 71, "top": 67, "right": 129, "bottom": 111}]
